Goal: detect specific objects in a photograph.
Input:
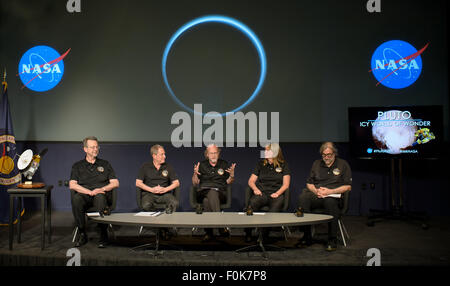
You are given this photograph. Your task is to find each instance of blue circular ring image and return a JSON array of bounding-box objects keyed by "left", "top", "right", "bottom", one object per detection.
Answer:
[{"left": 162, "top": 15, "right": 267, "bottom": 116}]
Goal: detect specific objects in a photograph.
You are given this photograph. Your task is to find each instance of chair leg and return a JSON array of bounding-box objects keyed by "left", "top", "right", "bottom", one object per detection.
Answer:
[
  {"left": 72, "top": 227, "right": 79, "bottom": 243},
  {"left": 338, "top": 219, "right": 347, "bottom": 247},
  {"left": 108, "top": 224, "right": 116, "bottom": 240},
  {"left": 281, "top": 226, "right": 291, "bottom": 241},
  {"left": 341, "top": 219, "right": 350, "bottom": 239}
]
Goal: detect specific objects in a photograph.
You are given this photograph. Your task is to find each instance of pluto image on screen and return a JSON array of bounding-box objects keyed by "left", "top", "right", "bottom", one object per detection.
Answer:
[{"left": 348, "top": 106, "right": 443, "bottom": 159}]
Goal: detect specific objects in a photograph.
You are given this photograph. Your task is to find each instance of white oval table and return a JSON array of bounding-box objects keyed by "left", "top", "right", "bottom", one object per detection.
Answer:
[{"left": 91, "top": 212, "right": 333, "bottom": 257}]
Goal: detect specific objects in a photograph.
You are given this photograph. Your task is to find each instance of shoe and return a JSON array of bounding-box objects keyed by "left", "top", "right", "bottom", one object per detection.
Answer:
[
  {"left": 75, "top": 232, "right": 88, "bottom": 247},
  {"left": 219, "top": 228, "right": 230, "bottom": 238},
  {"left": 98, "top": 240, "right": 108, "bottom": 248},
  {"left": 160, "top": 228, "right": 171, "bottom": 241},
  {"left": 325, "top": 239, "right": 337, "bottom": 252},
  {"left": 295, "top": 235, "right": 313, "bottom": 248},
  {"left": 202, "top": 233, "right": 213, "bottom": 242},
  {"left": 98, "top": 228, "right": 108, "bottom": 248}
]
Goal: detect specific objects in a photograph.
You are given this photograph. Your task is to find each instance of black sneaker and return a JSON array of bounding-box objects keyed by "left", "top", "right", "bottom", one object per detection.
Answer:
[
  {"left": 160, "top": 228, "right": 171, "bottom": 241},
  {"left": 219, "top": 228, "right": 230, "bottom": 238},
  {"left": 202, "top": 233, "right": 213, "bottom": 242},
  {"left": 325, "top": 239, "right": 337, "bottom": 252},
  {"left": 75, "top": 232, "right": 88, "bottom": 247},
  {"left": 295, "top": 235, "right": 313, "bottom": 248},
  {"left": 98, "top": 229, "right": 108, "bottom": 248}
]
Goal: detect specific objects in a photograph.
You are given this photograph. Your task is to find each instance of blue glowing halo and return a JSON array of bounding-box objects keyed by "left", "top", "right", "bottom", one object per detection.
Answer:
[{"left": 162, "top": 15, "right": 267, "bottom": 116}]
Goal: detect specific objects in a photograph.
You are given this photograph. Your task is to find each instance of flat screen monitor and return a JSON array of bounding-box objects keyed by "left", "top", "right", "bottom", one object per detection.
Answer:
[{"left": 348, "top": 105, "right": 443, "bottom": 159}]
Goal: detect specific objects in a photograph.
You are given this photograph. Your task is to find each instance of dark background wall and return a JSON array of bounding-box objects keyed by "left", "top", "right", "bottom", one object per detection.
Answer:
[
  {"left": 1, "top": 0, "right": 448, "bottom": 142},
  {"left": 17, "top": 141, "right": 450, "bottom": 216}
]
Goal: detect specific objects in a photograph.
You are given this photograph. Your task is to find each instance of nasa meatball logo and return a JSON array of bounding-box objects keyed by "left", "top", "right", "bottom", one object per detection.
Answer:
[
  {"left": 275, "top": 167, "right": 282, "bottom": 173},
  {"left": 97, "top": 166, "right": 104, "bottom": 173},
  {"left": 162, "top": 170, "right": 169, "bottom": 177},
  {"left": 217, "top": 168, "right": 224, "bottom": 176},
  {"left": 18, "top": 45, "right": 71, "bottom": 92},
  {"left": 332, "top": 168, "right": 341, "bottom": 176},
  {"left": 370, "top": 40, "right": 428, "bottom": 89}
]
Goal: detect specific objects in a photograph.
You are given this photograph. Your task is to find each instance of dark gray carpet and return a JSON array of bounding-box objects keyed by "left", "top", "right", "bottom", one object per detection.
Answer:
[{"left": 1, "top": 211, "right": 449, "bottom": 267}]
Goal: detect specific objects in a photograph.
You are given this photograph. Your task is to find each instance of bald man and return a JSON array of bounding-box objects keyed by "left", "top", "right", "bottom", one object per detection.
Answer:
[{"left": 192, "top": 144, "right": 236, "bottom": 241}]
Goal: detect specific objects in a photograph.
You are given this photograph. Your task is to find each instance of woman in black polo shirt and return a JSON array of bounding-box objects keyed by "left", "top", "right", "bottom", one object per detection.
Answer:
[{"left": 245, "top": 143, "right": 291, "bottom": 242}]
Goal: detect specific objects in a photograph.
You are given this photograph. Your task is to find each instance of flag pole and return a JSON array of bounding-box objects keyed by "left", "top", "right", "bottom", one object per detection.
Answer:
[{"left": 2, "top": 69, "right": 6, "bottom": 90}]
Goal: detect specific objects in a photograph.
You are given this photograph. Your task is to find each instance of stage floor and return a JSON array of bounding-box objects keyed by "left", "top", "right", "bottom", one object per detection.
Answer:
[{"left": 1, "top": 211, "right": 449, "bottom": 267}]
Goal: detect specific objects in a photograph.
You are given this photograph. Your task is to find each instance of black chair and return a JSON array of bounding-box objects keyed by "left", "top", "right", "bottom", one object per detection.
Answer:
[
  {"left": 236, "top": 187, "right": 291, "bottom": 256},
  {"left": 244, "top": 186, "right": 290, "bottom": 212},
  {"left": 71, "top": 188, "right": 117, "bottom": 243},
  {"left": 308, "top": 188, "right": 351, "bottom": 247},
  {"left": 189, "top": 184, "right": 232, "bottom": 210},
  {"left": 135, "top": 186, "right": 181, "bottom": 236},
  {"left": 189, "top": 184, "right": 232, "bottom": 235},
  {"left": 136, "top": 186, "right": 181, "bottom": 211},
  {"left": 244, "top": 186, "right": 291, "bottom": 239}
]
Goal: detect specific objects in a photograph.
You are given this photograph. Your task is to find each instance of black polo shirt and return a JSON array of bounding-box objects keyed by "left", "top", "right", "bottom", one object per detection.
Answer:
[
  {"left": 306, "top": 157, "right": 352, "bottom": 189},
  {"left": 137, "top": 161, "right": 178, "bottom": 188},
  {"left": 198, "top": 159, "right": 230, "bottom": 190},
  {"left": 253, "top": 160, "right": 290, "bottom": 194},
  {"left": 70, "top": 158, "right": 117, "bottom": 190}
]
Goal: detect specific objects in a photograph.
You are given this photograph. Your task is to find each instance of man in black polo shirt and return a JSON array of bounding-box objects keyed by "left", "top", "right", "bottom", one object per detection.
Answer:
[
  {"left": 136, "top": 144, "right": 180, "bottom": 212},
  {"left": 297, "top": 142, "right": 352, "bottom": 251},
  {"left": 70, "top": 136, "right": 120, "bottom": 248},
  {"left": 192, "top": 144, "right": 236, "bottom": 241}
]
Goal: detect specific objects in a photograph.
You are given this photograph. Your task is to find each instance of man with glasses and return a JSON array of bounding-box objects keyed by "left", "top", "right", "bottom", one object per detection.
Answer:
[
  {"left": 69, "top": 136, "right": 119, "bottom": 248},
  {"left": 297, "top": 142, "right": 352, "bottom": 251}
]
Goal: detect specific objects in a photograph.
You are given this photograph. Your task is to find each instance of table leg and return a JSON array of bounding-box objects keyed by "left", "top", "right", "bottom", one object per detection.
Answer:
[
  {"left": 17, "top": 197, "right": 22, "bottom": 243},
  {"left": 9, "top": 195, "right": 14, "bottom": 250},
  {"left": 41, "top": 195, "right": 45, "bottom": 250},
  {"left": 154, "top": 228, "right": 160, "bottom": 254},
  {"left": 256, "top": 230, "right": 267, "bottom": 258},
  {"left": 47, "top": 192, "right": 52, "bottom": 244}
]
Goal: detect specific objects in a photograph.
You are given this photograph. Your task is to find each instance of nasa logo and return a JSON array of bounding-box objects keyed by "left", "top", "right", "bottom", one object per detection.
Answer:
[
  {"left": 370, "top": 40, "right": 428, "bottom": 89},
  {"left": 18, "top": 45, "right": 70, "bottom": 92}
]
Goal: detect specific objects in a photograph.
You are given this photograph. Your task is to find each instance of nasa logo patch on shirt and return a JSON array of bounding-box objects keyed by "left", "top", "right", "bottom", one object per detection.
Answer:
[
  {"left": 97, "top": 166, "right": 104, "bottom": 173},
  {"left": 162, "top": 170, "right": 169, "bottom": 177},
  {"left": 332, "top": 168, "right": 340, "bottom": 176},
  {"left": 217, "top": 168, "right": 224, "bottom": 175},
  {"left": 275, "top": 167, "right": 282, "bottom": 173}
]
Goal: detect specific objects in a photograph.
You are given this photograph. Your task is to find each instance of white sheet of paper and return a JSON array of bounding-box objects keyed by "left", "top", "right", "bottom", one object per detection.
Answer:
[
  {"left": 134, "top": 211, "right": 163, "bottom": 217},
  {"left": 86, "top": 212, "right": 100, "bottom": 217},
  {"left": 325, "top": 194, "right": 341, "bottom": 198}
]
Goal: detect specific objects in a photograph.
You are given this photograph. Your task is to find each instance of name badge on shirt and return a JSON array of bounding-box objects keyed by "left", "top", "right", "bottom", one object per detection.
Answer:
[
  {"left": 97, "top": 166, "right": 104, "bottom": 173},
  {"left": 162, "top": 170, "right": 169, "bottom": 177},
  {"left": 275, "top": 167, "right": 282, "bottom": 173},
  {"left": 332, "top": 168, "right": 341, "bottom": 176},
  {"left": 217, "top": 168, "right": 224, "bottom": 175}
]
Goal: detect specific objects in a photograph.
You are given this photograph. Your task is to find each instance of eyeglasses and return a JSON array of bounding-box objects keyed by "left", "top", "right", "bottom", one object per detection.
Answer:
[
  {"left": 87, "top": 146, "right": 100, "bottom": 150},
  {"left": 322, "top": 152, "right": 334, "bottom": 158}
]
